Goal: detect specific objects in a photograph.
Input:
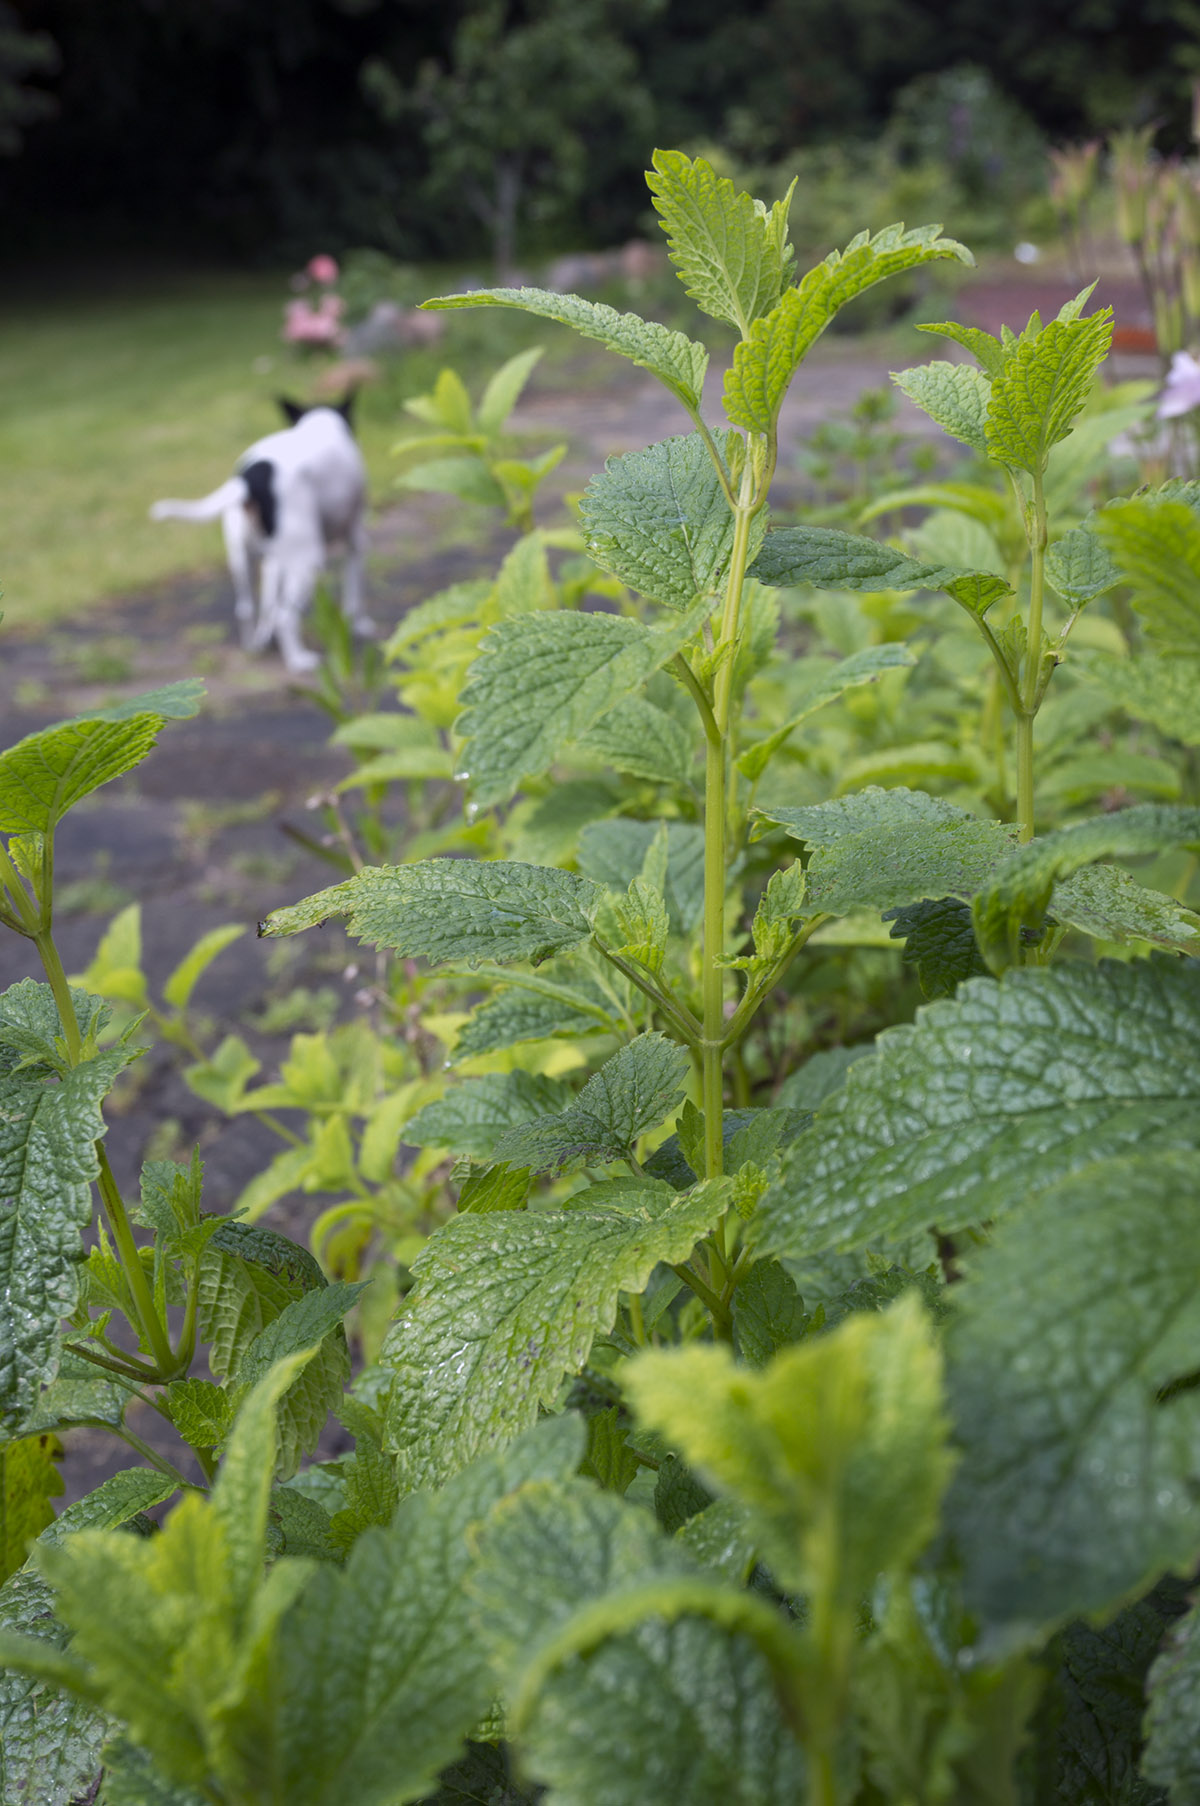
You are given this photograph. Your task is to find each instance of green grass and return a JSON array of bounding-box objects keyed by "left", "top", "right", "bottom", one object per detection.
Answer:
[{"left": 0, "top": 266, "right": 550, "bottom": 632}]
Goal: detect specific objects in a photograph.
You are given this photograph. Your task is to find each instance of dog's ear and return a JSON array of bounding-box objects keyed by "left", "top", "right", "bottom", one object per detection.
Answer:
[
  {"left": 277, "top": 396, "right": 307, "bottom": 426},
  {"left": 335, "top": 386, "right": 357, "bottom": 430}
]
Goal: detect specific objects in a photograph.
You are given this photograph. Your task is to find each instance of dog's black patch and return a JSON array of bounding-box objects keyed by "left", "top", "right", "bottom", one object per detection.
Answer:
[
  {"left": 277, "top": 396, "right": 308, "bottom": 426},
  {"left": 241, "top": 459, "right": 277, "bottom": 537},
  {"left": 335, "top": 386, "right": 357, "bottom": 430}
]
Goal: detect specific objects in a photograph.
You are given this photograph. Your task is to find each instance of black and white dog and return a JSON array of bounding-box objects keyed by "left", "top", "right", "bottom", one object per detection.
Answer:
[{"left": 150, "top": 395, "right": 373, "bottom": 673}]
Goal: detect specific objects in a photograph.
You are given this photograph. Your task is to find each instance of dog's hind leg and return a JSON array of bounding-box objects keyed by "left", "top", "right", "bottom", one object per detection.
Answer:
[
  {"left": 271, "top": 550, "right": 324, "bottom": 674},
  {"left": 222, "top": 506, "right": 258, "bottom": 647}
]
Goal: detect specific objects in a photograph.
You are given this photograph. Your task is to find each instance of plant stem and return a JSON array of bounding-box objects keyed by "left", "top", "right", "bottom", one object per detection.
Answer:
[
  {"left": 1017, "top": 471, "right": 1049, "bottom": 843},
  {"left": 34, "top": 926, "right": 83, "bottom": 1065},
  {"left": 670, "top": 1260, "right": 732, "bottom": 1336},
  {"left": 593, "top": 938, "right": 701, "bottom": 1048},
  {"left": 95, "top": 1145, "right": 176, "bottom": 1377}
]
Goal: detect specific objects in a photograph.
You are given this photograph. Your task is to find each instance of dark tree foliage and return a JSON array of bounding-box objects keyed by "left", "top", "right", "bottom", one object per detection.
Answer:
[{"left": 0, "top": 0, "right": 1193, "bottom": 260}]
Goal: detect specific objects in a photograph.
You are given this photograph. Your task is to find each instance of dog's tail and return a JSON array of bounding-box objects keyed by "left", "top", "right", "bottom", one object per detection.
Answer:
[{"left": 150, "top": 477, "right": 246, "bottom": 524}]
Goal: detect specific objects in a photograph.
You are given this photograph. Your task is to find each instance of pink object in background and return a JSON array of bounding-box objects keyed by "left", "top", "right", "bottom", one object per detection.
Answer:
[
  {"left": 282, "top": 293, "right": 345, "bottom": 347},
  {"left": 306, "top": 254, "right": 340, "bottom": 286},
  {"left": 1158, "top": 350, "right": 1200, "bottom": 419}
]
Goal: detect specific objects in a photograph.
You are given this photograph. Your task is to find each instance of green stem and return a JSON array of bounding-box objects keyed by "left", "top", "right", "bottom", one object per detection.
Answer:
[
  {"left": 110, "top": 1426, "right": 191, "bottom": 1489},
  {"left": 671, "top": 654, "right": 720, "bottom": 746},
  {"left": 593, "top": 938, "right": 701, "bottom": 1048},
  {"left": 670, "top": 1261, "right": 732, "bottom": 1336},
  {"left": 1018, "top": 471, "right": 1049, "bottom": 844},
  {"left": 0, "top": 838, "right": 39, "bottom": 935},
  {"left": 63, "top": 1339, "right": 163, "bottom": 1384},
  {"left": 95, "top": 1145, "right": 176, "bottom": 1377},
  {"left": 1016, "top": 711, "right": 1035, "bottom": 847},
  {"left": 34, "top": 927, "right": 83, "bottom": 1065}
]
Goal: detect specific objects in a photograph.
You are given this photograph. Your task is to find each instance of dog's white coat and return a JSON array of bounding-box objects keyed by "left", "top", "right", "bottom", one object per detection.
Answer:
[{"left": 150, "top": 407, "right": 372, "bottom": 672}]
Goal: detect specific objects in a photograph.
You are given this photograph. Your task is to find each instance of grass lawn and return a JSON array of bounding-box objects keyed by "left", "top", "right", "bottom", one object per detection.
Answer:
[{"left": 0, "top": 266, "right": 547, "bottom": 634}]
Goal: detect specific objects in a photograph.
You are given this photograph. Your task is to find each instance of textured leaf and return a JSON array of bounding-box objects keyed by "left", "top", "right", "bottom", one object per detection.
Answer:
[
  {"left": 381, "top": 1181, "right": 729, "bottom": 1488},
  {"left": 42, "top": 1470, "right": 176, "bottom": 1544},
  {"left": 731, "top": 1259, "right": 807, "bottom": 1366},
  {"left": 755, "top": 787, "right": 1014, "bottom": 918},
  {"left": 885, "top": 896, "right": 990, "bottom": 998},
  {"left": 1045, "top": 523, "right": 1121, "bottom": 603},
  {"left": 0, "top": 980, "right": 110, "bottom": 1075},
  {"left": 972, "top": 803, "right": 1200, "bottom": 971},
  {"left": 198, "top": 1219, "right": 326, "bottom": 1385},
  {"left": 451, "top": 986, "right": 609, "bottom": 1065},
  {"left": 493, "top": 1034, "right": 690, "bottom": 1171},
  {"left": 984, "top": 310, "right": 1114, "bottom": 475},
  {"left": 1093, "top": 499, "right": 1200, "bottom": 653},
  {"left": 455, "top": 1162, "right": 532, "bottom": 1215},
  {"left": 421, "top": 287, "right": 709, "bottom": 413},
  {"left": 0, "top": 1564, "right": 107, "bottom": 1806},
  {"left": 1144, "top": 1592, "right": 1200, "bottom": 1803},
  {"left": 725, "top": 223, "right": 972, "bottom": 433},
  {"left": 97, "top": 1737, "right": 209, "bottom": 1804},
  {"left": 946, "top": 1153, "right": 1200, "bottom": 1637},
  {"left": 1074, "top": 650, "right": 1200, "bottom": 747},
  {"left": 581, "top": 432, "right": 745, "bottom": 612},
  {"left": 577, "top": 818, "right": 705, "bottom": 932},
  {"left": 1052, "top": 862, "right": 1200, "bottom": 955},
  {"left": 749, "top": 523, "right": 992, "bottom": 597},
  {"left": 260, "top": 859, "right": 601, "bottom": 970},
  {"left": 0, "top": 1054, "right": 124, "bottom": 1434},
  {"left": 775, "top": 1046, "right": 871, "bottom": 1112},
  {"left": 472, "top": 1477, "right": 806, "bottom": 1806},
  {"left": 737, "top": 645, "right": 917, "bottom": 780},
  {"left": 402, "top": 1073, "right": 572, "bottom": 1158},
  {"left": 648, "top": 148, "right": 794, "bottom": 333},
  {"left": 752, "top": 958, "right": 1200, "bottom": 1262},
  {"left": 0, "top": 716, "right": 161, "bottom": 834},
  {"left": 165, "top": 1379, "right": 232, "bottom": 1451},
  {"left": 455, "top": 602, "right": 711, "bottom": 805},
  {"left": 629, "top": 1293, "right": 949, "bottom": 1601},
  {"left": 574, "top": 694, "right": 695, "bottom": 785},
  {"left": 891, "top": 361, "right": 992, "bottom": 455},
  {"left": 915, "top": 317, "right": 1008, "bottom": 376},
  {"left": 19, "top": 1349, "right": 128, "bottom": 1439}
]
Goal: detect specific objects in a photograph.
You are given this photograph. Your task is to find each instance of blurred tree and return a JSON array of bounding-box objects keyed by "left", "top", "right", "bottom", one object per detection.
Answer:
[
  {"left": 361, "top": 0, "right": 663, "bottom": 277},
  {"left": 0, "top": 3, "right": 55, "bottom": 154}
]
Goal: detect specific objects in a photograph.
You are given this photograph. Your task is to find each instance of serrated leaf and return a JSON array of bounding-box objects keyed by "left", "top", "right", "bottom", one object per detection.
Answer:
[
  {"left": 737, "top": 644, "right": 917, "bottom": 779},
  {"left": 574, "top": 694, "right": 695, "bottom": 786},
  {"left": 577, "top": 818, "right": 705, "bottom": 932},
  {"left": 381, "top": 1181, "right": 729, "bottom": 1488},
  {"left": 891, "top": 361, "right": 992, "bottom": 455},
  {"left": 260, "top": 858, "right": 601, "bottom": 970},
  {"left": 493, "top": 1033, "right": 690, "bottom": 1172},
  {"left": 402, "top": 1072, "right": 573, "bottom": 1158},
  {"left": 454, "top": 601, "right": 712, "bottom": 805},
  {"left": 984, "top": 310, "right": 1114, "bottom": 475},
  {"left": 580, "top": 431, "right": 748, "bottom": 612},
  {"left": 749, "top": 523, "right": 996, "bottom": 597},
  {"left": 0, "top": 713, "right": 165, "bottom": 835},
  {"left": 725, "top": 223, "right": 972, "bottom": 433},
  {"left": 946, "top": 1152, "right": 1200, "bottom": 1638},
  {"left": 915, "top": 318, "right": 1008, "bottom": 376},
  {"left": 455, "top": 1162, "right": 532, "bottom": 1215},
  {"left": 86, "top": 682, "right": 204, "bottom": 724},
  {"left": 648, "top": 149, "right": 794, "bottom": 333},
  {"left": 0, "top": 1053, "right": 125, "bottom": 1434},
  {"left": 1, "top": 1434, "right": 61, "bottom": 1584},
  {"left": 451, "top": 988, "right": 608, "bottom": 1065},
  {"left": 1144, "top": 1592, "right": 1200, "bottom": 1803},
  {"left": 972, "top": 803, "right": 1200, "bottom": 971},
  {"left": 752, "top": 959, "right": 1200, "bottom": 1263},
  {"left": 885, "top": 895, "right": 990, "bottom": 997},
  {"left": 472, "top": 1477, "right": 806, "bottom": 1806},
  {"left": 731, "top": 1259, "right": 807, "bottom": 1365},
  {"left": 0, "top": 979, "right": 110, "bottom": 1075},
  {"left": 198, "top": 1219, "right": 326, "bottom": 1385},
  {"left": 421, "top": 1743, "right": 540, "bottom": 1805},
  {"left": 421, "top": 287, "right": 709, "bottom": 414},
  {"left": 164, "top": 1378, "right": 232, "bottom": 1451},
  {"left": 1075, "top": 650, "right": 1200, "bottom": 746},
  {"left": 628, "top": 1293, "right": 949, "bottom": 1602},
  {"left": 19, "top": 1348, "right": 128, "bottom": 1439},
  {"left": 1052, "top": 861, "right": 1200, "bottom": 954},
  {"left": 1045, "top": 523, "right": 1121, "bottom": 603},
  {"left": 1093, "top": 499, "right": 1200, "bottom": 654},
  {"left": 0, "top": 1561, "right": 108, "bottom": 1806}
]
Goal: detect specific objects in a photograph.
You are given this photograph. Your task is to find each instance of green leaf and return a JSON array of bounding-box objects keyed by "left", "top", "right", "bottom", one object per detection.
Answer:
[
  {"left": 1144, "top": 1592, "right": 1200, "bottom": 1803},
  {"left": 420, "top": 1744, "right": 540, "bottom": 1805},
  {"left": 885, "top": 896, "right": 990, "bottom": 998},
  {"left": 574, "top": 694, "right": 696, "bottom": 786},
  {"left": 628, "top": 1292, "right": 949, "bottom": 1602},
  {"left": 731, "top": 1259, "right": 807, "bottom": 1366},
  {"left": 0, "top": 1562, "right": 107, "bottom": 1806},
  {"left": 725, "top": 223, "right": 972, "bottom": 433},
  {"left": 451, "top": 987, "right": 609, "bottom": 1065},
  {"left": 984, "top": 310, "right": 1114, "bottom": 476},
  {"left": 915, "top": 317, "right": 1008, "bottom": 376},
  {"left": 455, "top": 1162, "right": 533, "bottom": 1215},
  {"left": 211, "top": 1350, "right": 317, "bottom": 1608},
  {"left": 1, "top": 1434, "right": 61, "bottom": 1584},
  {"left": 647, "top": 148, "right": 794, "bottom": 334},
  {"left": 19, "top": 1348, "right": 128, "bottom": 1439},
  {"left": 946, "top": 1153, "right": 1200, "bottom": 1637},
  {"left": 1052, "top": 862, "right": 1200, "bottom": 955},
  {"left": 581, "top": 432, "right": 749, "bottom": 612},
  {"left": 161, "top": 925, "right": 243, "bottom": 1012},
  {"left": 85, "top": 681, "right": 204, "bottom": 724},
  {"left": 197, "top": 1219, "right": 326, "bottom": 1386},
  {"left": 755, "top": 787, "right": 1015, "bottom": 919},
  {"left": 421, "top": 287, "right": 709, "bottom": 414},
  {"left": 471, "top": 1477, "right": 806, "bottom": 1806},
  {"left": 580, "top": 1407, "right": 640, "bottom": 1495},
  {"left": 236, "top": 1281, "right": 364, "bottom": 1391},
  {"left": 577, "top": 818, "right": 706, "bottom": 932},
  {"left": 396, "top": 455, "right": 506, "bottom": 509},
  {"left": 477, "top": 345, "right": 543, "bottom": 436},
  {"left": 381, "top": 1181, "right": 729, "bottom": 1488},
  {"left": 493, "top": 1033, "right": 690, "bottom": 1172},
  {"left": 41, "top": 1468, "right": 176, "bottom": 1543},
  {"left": 890, "top": 361, "right": 992, "bottom": 456},
  {"left": 165, "top": 1378, "right": 233, "bottom": 1451},
  {"left": 0, "top": 978, "right": 110, "bottom": 1075},
  {"left": 98, "top": 1737, "right": 209, "bottom": 1804},
  {"left": 1044, "top": 523, "right": 1121, "bottom": 603},
  {"left": 749, "top": 523, "right": 1000, "bottom": 599},
  {"left": 752, "top": 958, "right": 1200, "bottom": 1263},
  {"left": 454, "top": 601, "right": 712, "bottom": 805},
  {"left": 0, "top": 1054, "right": 125, "bottom": 1434},
  {"left": 260, "top": 858, "right": 601, "bottom": 969},
  {"left": 1074, "top": 650, "right": 1200, "bottom": 747},
  {"left": 972, "top": 803, "right": 1200, "bottom": 971},
  {"left": 402, "top": 1072, "right": 573, "bottom": 1158},
  {"left": 1093, "top": 499, "right": 1200, "bottom": 653},
  {"left": 775, "top": 1045, "right": 871, "bottom": 1112},
  {"left": 737, "top": 645, "right": 917, "bottom": 781}
]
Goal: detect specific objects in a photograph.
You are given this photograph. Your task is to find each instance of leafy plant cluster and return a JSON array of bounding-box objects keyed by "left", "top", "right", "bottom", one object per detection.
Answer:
[{"left": 3, "top": 151, "right": 1200, "bottom": 1805}]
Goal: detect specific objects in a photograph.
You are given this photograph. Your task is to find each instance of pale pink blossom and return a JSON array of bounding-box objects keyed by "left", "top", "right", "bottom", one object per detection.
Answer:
[
  {"left": 1158, "top": 349, "right": 1200, "bottom": 418},
  {"left": 282, "top": 293, "right": 345, "bottom": 348},
  {"left": 306, "top": 253, "right": 340, "bottom": 286}
]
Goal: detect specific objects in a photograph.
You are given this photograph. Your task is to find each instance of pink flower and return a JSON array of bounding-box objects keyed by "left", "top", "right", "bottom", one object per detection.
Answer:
[
  {"left": 306, "top": 254, "right": 340, "bottom": 286},
  {"left": 1158, "top": 349, "right": 1200, "bottom": 419},
  {"left": 282, "top": 295, "right": 345, "bottom": 347}
]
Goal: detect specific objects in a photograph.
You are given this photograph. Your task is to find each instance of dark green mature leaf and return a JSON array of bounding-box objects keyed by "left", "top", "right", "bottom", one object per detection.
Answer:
[
  {"left": 493, "top": 1034, "right": 690, "bottom": 1172},
  {"left": 752, "top": 959, "right": 1200, "bottom": 1262},
  {"left": 731, "top": 1260, "right": 807, "bottom": 1365},
  {"left": 1045, "top": 523, "right": 1121, "bottom": 603},
  {"left": 472, "top": 1477, "right": 806, "bottom": 1806},
  {"left": 580, "top": 432, "right": 750, "bottom": 612},
  {"left": 947, "top": 1153, "right": 1200, "bottom": 1638},
  {"left": 575, "top": 695, "right": 695, "bottom": 786},
  {"left": 775, "top": 1046, "right": 871, "bottom": 1112},
  {"left": 0, "top": 1053, "right": 124, "bottom": 1434},
  {"left": 420, "top": 1743, "right": 540, "bottom": 1805},
  {"left": 0, "top": 1564, "right": 108, "bottom": 1806},
  {"left": 0, "top": 980, "right": 110, "bottom": 1075},
  {"left": 228, "top": 1283, "right": 364, "bottom": 1478},
  {"left": 984, "top": 310, "right": 1113, "bottom": 475},
  {"left": 885, "top": 897, "right": 990, "bottom": 998},
  {"left": 455, "top": 602, "right": 711, "bottom": 804},
  {"left": 403, "top": 1073, "right": 572, "bottom": 1158},
  {"left": 1144, "top": 1592, "right": 1200, "bottom": 1802},
  {"left": 381, "top": 1181, "right": 728, "bottom": 1488},
  {"left": 1052, "top": 862, "right": 1200, "bottom": 955},
  {"left": 725, "top": 223, "right": 972, "bottom": 434},
  {"left": 737, "top": 644, "right": 917, "bottom": 781},
  {"left": 19, "top": 1349, "right": 128, "bottom": 1440},
  {"left": 260, "top": 859, "right": 602, "bottom": 969},
  {"left": 451, "top": 985, "right": 610, "bottom": 1066},
  {"left": 198, "top": 1219, "right": 326, "bottom": 1385},
  {"left": 421, "top": 287, "right": 709, "bottom": 414},
  {"left": 891, "top": 361, "right": 992, "bottom": 455},
  {"left": 648, "top": 148, "right": 794, "bottom": 334},
  {"left": 973, "top": 804, "right": 1200, "bottom": 971},
  {"left": 749, "top": 524, "right": 995, "bottom": 598},
  {"left": 577, "top": 818, "right": 706, "bottom": 932},
  {"left": 273, "top": 1417, "right": 583, "bottom": 1806},
  {"left": 1093, "top": 499, "right": 1200, "bottom": 653},
  {"left": 98, "top": 1737, "right": 209, "bottom": 1805}
]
